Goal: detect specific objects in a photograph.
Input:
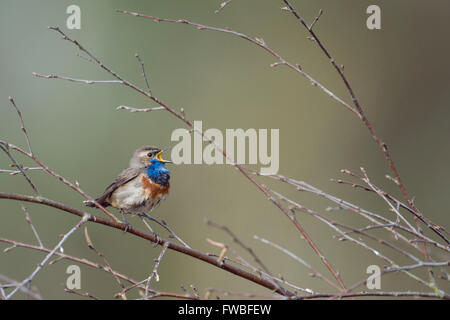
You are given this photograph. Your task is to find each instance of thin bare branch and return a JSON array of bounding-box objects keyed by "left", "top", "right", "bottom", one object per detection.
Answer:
[
  {"left": 32, "top": 72, "right": 122, "bottom": 84},
  {"left": 0, "top": 143, "right": 41, "bottom": 196},
  {"left": 280, "top": 0, "right": 420, "bottom": 219},
  {"left": 0, "top": 237, "right": 140, "bottom": 286},
  {"left": 116, "top": 10, "right": 359, "bottom": 116},
  {"left": 64, "top": 287, "right": 100, "bottom": 300},
  {"left": 142, "top": 213, "right": 191, "bottom": 248},
  {"left": 22, "top": 206, "right": 44, "bottom": 248},
  {"left": 145, "top": 242, "right": 169, "bottom": 297},
  {"left": 0, "top": 167, "right": 43, "bottom": 175},
  {"left": 385, "top": 262, "right": 449, "bottom": 273},
  {"left": 8, "top": 97, "right": 34, "bottom": 155},
  {"left": 5, "top": 214, "right": 89, "bottom": 299},
  {"left": 117, "top": 105, "right": 164, "bottom": 112},
  {"left": 84, "top": 227, "right": 125, "bottom": 292},
  {"left": 254, "top": 235, "right": 341, "bottom": 291},
  {"left": 0, "top": 274, "right": 42, "bottom": 300},
  {"left": 135, "top": 53, "right": 152, "bottom": 95},
  {"left": 1, "top": 140, "right": 118, "bottom": 222},
  {"left": 205, "top": 218, "right": 272, "bottom": 276},
  {"left": 215, "top": 0, "right": 233, "bottom": 14},
  {"left": 308, "top": 9, "right": 323, "bottom": 30}
]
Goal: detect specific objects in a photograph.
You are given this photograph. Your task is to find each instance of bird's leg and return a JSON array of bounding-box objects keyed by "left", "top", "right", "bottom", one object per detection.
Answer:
[
  {"left": 139, "top": 213, "right": 161, "bottom": 246},
  {"left": 120, "top": 209, "right": 131, "bottom": 233}
]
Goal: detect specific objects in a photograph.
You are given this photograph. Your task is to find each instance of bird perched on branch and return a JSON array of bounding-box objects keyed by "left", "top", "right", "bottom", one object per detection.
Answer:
[{"left": 84, "top": 146, "right": 172, "bottom": 231}]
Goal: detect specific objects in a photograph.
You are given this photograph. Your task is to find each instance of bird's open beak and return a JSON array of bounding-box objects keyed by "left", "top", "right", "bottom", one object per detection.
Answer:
[{"left": 156, "top": 147, "right": 172, "bottom": 163}]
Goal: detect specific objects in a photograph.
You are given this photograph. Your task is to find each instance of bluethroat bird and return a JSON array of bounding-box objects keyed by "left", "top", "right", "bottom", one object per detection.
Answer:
[{"left": 85, "top": 146, "right": 172, "bottom": 232}]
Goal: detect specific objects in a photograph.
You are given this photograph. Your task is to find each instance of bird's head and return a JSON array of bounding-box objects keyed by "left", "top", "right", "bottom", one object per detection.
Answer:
[{"left": 129, "top": 145, "right": 172, "bottom": 168}]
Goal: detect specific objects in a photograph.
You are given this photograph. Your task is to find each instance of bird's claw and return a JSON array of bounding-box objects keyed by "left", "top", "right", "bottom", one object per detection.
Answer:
[
  {"left": 122, "top": 221, "right": 131, "bottom": 233},
  {"left": 120, "top": 211, "right": 131, "bottom": 233},
  {"left": 152, "top": 232, "right": 161, "bottom": 247}
]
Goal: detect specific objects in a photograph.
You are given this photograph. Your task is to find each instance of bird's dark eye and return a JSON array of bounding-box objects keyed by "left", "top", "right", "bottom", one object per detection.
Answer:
[{"left": 147, "top": 152, "right": 154, "bottom": 157}]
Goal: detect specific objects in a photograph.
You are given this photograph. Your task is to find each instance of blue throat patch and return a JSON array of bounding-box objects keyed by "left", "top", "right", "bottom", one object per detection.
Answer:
[{"left": 147, "top": 159, "right": 170, "bottom": 187}]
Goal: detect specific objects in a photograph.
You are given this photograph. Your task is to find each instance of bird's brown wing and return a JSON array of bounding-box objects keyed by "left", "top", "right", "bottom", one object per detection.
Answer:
[{"left": 85, "top": 167, "right": 142, "bottom": 208}]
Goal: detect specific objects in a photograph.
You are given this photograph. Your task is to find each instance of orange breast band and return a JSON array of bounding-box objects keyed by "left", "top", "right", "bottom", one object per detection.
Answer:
[{"left": 141, "top": 175, "right": 170, "bottom": 200}]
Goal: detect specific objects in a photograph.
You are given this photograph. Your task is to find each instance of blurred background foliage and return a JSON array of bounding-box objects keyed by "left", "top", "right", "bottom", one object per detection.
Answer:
[{"left": 0, "top": 0, "right": 449, "bottom": 299}]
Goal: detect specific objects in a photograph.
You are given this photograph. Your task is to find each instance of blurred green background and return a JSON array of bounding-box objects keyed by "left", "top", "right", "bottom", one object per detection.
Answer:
[{"left": 1, "top": 0, "right": 449, "bottom": 299}]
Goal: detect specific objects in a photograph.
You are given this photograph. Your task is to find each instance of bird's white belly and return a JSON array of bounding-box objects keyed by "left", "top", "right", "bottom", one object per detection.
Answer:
[{"left": 109, "top": 176, "right": 150, "bottom": 213}]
